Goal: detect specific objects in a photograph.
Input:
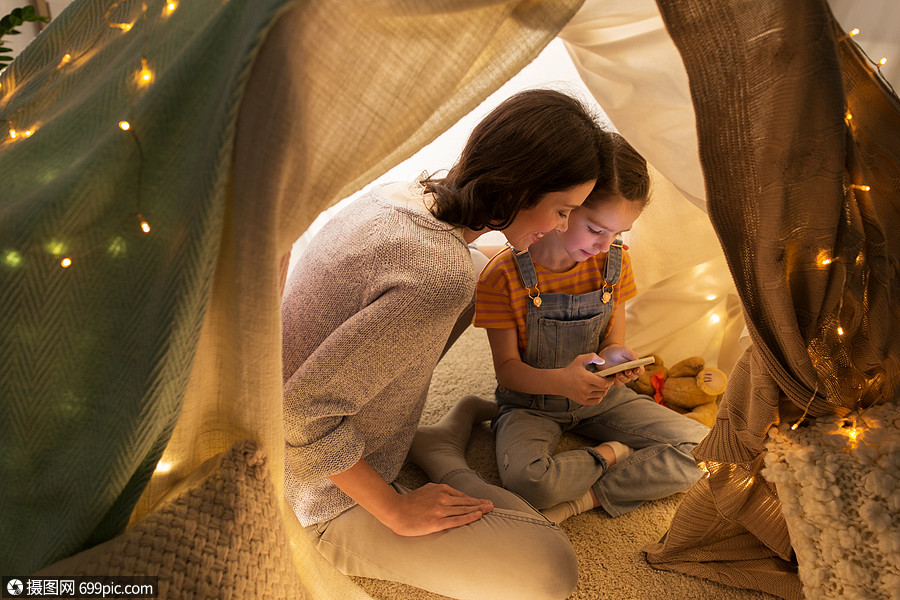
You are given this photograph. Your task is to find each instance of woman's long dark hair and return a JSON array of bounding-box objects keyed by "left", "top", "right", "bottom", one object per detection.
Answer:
[{"left": 422, "top": 89, "right": 610, "bottom": 231}]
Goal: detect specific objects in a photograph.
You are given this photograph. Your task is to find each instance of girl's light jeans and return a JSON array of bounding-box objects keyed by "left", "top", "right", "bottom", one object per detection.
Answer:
[{"left": 494, "top": 383, "right": 710, "bottom": 516}]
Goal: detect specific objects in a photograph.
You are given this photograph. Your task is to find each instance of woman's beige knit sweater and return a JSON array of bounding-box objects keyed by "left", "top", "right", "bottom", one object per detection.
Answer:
[{"left": 281, "top": 184, "right": 475, "bottom": 526}]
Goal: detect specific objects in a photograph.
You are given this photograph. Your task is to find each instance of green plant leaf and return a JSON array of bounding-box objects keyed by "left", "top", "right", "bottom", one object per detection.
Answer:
[{"left": 0, "top": 3, "right": 50, "bottom": 68}]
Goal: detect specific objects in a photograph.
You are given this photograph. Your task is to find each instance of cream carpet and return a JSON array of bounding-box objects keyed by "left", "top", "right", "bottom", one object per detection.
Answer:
[{"left": 353, "top": 326, "right": 778, "bottom": 600}]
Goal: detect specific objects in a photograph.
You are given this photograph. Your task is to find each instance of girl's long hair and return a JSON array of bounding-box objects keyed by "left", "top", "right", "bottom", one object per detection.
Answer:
[{"left": 585, "top": 133, "right": 651, "bottom": 209}]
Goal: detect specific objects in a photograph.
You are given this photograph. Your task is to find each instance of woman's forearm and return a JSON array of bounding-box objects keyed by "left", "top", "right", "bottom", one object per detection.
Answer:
[{"left": 329, "top": 458, "right": 401, "bottom": 525}]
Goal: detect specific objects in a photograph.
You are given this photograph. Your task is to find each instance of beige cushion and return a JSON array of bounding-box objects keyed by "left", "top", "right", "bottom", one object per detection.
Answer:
[{"left": 39, "top": 441, "right": 302, "bottom": 599}]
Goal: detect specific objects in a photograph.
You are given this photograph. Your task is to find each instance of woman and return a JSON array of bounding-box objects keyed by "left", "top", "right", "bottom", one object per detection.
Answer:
[{"left": 282, "top": 89, "right": 610, "bottom": 600}]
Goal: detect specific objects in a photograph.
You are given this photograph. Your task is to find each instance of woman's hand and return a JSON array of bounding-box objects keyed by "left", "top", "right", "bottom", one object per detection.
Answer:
[
  {"left": 329, "top": 459, "right": 492, "bottom": 537},
  {"left": 560, "top": 353, "right": 615, "bottom": 405},
  {"left": 383, "top": 483, "right": 494, "bottom": 537}
]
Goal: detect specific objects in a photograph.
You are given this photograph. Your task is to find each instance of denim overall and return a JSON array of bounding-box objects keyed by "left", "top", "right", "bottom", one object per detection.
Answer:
[{"left": 493, "top": 242, "right": 710, "bottom": 517}]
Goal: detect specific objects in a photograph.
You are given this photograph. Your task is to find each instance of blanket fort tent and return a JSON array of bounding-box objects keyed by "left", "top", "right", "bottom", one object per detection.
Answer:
[{"left": 1, "top": 0, "right": 897, "bottom": 598}]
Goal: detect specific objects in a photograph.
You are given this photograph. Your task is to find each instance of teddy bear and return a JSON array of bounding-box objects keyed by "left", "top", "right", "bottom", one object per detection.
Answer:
[{"left": 626, "top": 355, "right": 727, "bottom": 428}]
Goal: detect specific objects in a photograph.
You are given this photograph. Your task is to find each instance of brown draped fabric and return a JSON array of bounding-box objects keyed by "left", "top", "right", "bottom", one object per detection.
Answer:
[{"left": 644, "top": 1, "right": 900, "bottom": 599}]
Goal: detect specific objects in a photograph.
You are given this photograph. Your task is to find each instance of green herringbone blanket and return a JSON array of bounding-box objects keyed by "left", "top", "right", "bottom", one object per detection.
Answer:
[{"left": 0, "top": 0, "right": 293, "bottom": 573}]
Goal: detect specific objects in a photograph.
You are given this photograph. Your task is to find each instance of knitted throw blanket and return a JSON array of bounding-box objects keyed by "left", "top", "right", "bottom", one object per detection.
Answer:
[
  {"left": 0, "top": 0, "right": 293, "bottom": 573},
  {"left": 764, "top": 403, "right": 900, "bottom": 600}
]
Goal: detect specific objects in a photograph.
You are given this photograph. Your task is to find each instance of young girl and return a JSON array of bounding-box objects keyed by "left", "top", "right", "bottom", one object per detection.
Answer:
[
  {"left": 474, "top": 134, "right": 710, "bottom": 523},
  {"left": 282, "top": 89, "right": 610, "bottom": 600}
]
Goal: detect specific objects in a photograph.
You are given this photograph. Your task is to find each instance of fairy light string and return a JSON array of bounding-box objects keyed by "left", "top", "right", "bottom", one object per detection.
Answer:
[
  {"left": 3, "top": 51, "right": 74, "bottom": 142},
  {"left": 789, "top": 25, "right": 893, "bottom": 451},
  {"left": 791, "top": 383, "right": 819, "bottom": 431},
  {"left": 0, "top": 0, "right": 181, "bottom": 270},
  {"left": 841, "top": 26, "right": 896, "bottom": 96}
]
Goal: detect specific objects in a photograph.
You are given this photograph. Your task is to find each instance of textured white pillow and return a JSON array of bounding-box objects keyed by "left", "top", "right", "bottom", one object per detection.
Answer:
[{"left": 764, "top": 404, "right": 900, "bottom": 600}]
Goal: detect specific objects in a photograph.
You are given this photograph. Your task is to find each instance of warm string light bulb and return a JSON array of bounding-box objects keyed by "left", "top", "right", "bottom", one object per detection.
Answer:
[
  {"left": 111, "top": 21, "right": 134, "bottom": 32},
  {"left": 139, "top": 216, "right": 151, "bottom": 233},
  {"left": 3, "top": 249, "right": 23, "bottom": 268},
  {"left": 816, "top": 249, "right": 834, "bottom": 267},
  {"left": 56, "top": 53, "right": 72, "bottom": 70},
  {"left": 837, "top": 326, "right": 844, "bottom": 336},
  {"left": 878, "top": 57, "right": 887, "bottom": 67},
  {"left": 850, "top": 184, "right": 871, "bottom": 192},
  {"left": 137, "top": 58, "right": 153, "bottom": 86},
  {"left": 60, "top": 257, "right": 72, "bottom": 268},
  {"left": 163, "top": 1, "right": 178, "bottom": 16},
  {"left": 118, "top": 120, "right": 130, "bottom": 131},
  {"left": 839, "top": 27, "right": 860, "bottom": 42},
  {"left": 841, "top": 417, "right": 863, "bottom": 448}
]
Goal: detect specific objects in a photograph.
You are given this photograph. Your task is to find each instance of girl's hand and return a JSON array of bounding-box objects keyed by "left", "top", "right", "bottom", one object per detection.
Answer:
[
  {"left": 561, "top": 353, "right": 615, "bottom": 405},
  {"left": 382, "top": 483, "right": 494, "bottom": 537},
  {"left": 598, "top": 345, "right": 644, "bottom": 384}
]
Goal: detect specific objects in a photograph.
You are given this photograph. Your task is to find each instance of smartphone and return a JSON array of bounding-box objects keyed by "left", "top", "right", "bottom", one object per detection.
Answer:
[{"left": 596, "top": 356, "right": 655, "bottom": 378}]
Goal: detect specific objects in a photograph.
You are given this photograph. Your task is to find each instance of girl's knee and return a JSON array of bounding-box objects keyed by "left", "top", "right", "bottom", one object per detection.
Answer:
[
  {"left": 501, "top": 470, "right": 561, "bottom": 508},
  {"left": 686, "top": 420, "right": 712, "bottom": 444}
]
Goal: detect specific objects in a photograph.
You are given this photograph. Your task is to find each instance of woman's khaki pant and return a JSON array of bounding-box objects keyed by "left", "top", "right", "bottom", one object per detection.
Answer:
[{"left": 307, "top": 468, "right": 578, "bottom": 600}]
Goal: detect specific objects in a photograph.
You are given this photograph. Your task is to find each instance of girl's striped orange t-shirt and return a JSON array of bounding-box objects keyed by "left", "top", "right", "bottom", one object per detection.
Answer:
[{"left": 474, "top": 246, "right": 637, "bottom": 355}]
